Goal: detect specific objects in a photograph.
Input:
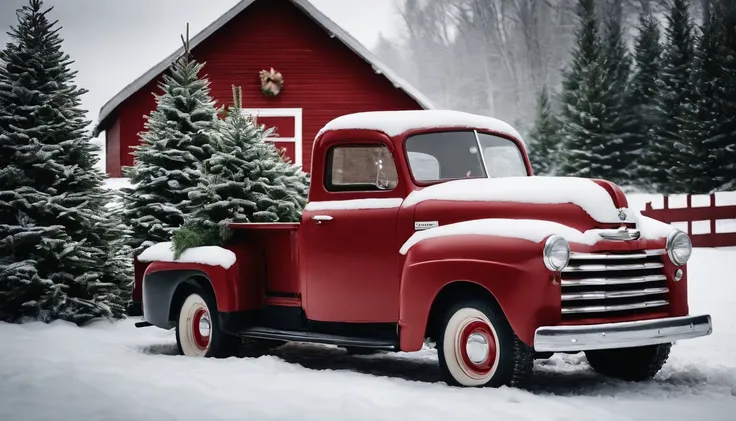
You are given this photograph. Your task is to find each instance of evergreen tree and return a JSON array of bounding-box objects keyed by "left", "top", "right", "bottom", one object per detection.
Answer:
[
  {"left": 122, "top": 42, "right": 220, "bottom": 256},
  {"left": 600, "top": 12, "right": 634, "bottom": 185},
  {"left": 528, "top": 85, "right": 562, "bottom": 175},
  {"left": 0, "top": 0, "right": 126, "bottom": 323},
  {"left": 558, "top": 0, "right": 611, "bottom": 179},
  {"left": 690, "top": 5, "right": 725, "bottom": 192},
  {"left": 704, "top": 0, "right": 736, "bottom": 190},
  {"left": 628, "top": 12, "right": 663, "bottom": 187},
  {"left": 645, "top": 0, "right": 698, "bottom": 193},
  {"left": 172, "top": 86, "right": 309, "bottom": 257}
]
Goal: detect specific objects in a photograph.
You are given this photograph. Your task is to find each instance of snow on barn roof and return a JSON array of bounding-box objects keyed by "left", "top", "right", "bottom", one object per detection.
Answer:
[
  {"left": 94, "top": 0, "right": 435, "bottom": 135},
  {"left": 318, "top": 110, "right": 525, "bottom": 146}
]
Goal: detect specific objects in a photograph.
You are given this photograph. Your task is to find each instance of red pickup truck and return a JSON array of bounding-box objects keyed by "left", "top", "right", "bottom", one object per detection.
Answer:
[{"left": 133, "top": 110, "right": 712, "bottom": 388}]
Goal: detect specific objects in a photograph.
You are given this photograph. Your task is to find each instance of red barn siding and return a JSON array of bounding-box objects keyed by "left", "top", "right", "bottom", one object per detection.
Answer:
[
  {"left": 108, "top": 0, "right": 422, "bottom": 174},
  {"left": 105, "top": 116, "right": 121, "bottom": 177}
]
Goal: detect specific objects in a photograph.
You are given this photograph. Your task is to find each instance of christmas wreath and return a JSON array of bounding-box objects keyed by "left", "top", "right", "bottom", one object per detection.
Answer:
[{"left": 259, "top": 68, "right": 284, "bottom": 97}]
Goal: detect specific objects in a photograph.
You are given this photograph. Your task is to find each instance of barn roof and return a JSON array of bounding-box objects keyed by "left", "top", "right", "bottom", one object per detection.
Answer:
[{"left": 94, "top": 0, "right": 435, "bottom": 135}]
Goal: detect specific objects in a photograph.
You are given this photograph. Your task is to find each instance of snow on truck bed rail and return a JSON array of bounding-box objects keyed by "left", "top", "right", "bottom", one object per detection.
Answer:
[
  {"left": 137, "top": 242, "right": 236, "bottom": 269},
  {"left": 318, "top": 110, "right": 525, "bottom": 146}
]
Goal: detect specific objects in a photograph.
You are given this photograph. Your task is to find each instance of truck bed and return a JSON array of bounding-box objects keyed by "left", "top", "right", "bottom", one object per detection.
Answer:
[{"left": 229, "top": 222, "right": 301, "bottom": 300}]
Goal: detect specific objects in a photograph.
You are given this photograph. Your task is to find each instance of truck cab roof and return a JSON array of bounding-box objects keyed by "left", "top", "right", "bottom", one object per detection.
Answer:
[
  {"left": 312, "top": 110, "right": 530, "bottom": 198},
  {"left": 316, "top": 110, "right": 525, "bottom": 147}
]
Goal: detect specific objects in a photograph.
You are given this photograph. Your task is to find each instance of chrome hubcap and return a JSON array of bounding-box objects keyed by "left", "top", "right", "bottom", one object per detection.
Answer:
[
  {"left": 198, "top": 314, "right": 211, "bottom": 338},
  {"left": 466, "top": 332, "right": 490, "bottom": 364}
]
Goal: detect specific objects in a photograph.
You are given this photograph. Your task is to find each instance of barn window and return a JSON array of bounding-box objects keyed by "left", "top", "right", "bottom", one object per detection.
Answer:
[{"left": 325, "top": 144, "right": 398, "bottom": 192}]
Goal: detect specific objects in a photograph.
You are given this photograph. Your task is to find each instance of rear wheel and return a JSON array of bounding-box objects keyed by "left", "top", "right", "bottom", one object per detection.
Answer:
[
  {"left": 175, "top": 289, "right": 240, "bottom": 358},
  {"left": 585, "top": 343, "right": 671, "bottom": 381},
  {"left": 437, "top": 299, "right": 533, "bottom": 388}
]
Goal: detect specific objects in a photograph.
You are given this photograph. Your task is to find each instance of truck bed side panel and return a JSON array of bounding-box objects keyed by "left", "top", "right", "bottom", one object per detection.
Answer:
[{"left": 230, "top": 225, "right": 300, "bottom": 298}]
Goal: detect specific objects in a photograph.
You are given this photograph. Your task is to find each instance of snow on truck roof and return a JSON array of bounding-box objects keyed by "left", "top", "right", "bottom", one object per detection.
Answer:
[{"left": 318, "top": 110, "right": 525, "bottom": 146}]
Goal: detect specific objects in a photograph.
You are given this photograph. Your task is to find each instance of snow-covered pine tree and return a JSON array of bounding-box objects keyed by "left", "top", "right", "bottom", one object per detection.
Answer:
[
  {"left": 628, "top": 11, "right": 663, "bottom": 189},
  {"left": 122, "top": 37, "right": 219, "bottom": 256},
  {"left": 558, "top": 0, "right": 611, "bottom": 179},
  {"left": 172, "top": 86, "right": 309, "bottom": 257},
  {"left": 689, "top": 6, "right": 725, "bottom": 193},
  {"left": 703, "top": 0, "right": 736, "bottom": 191},
  {"left": 644, "top": 0, "right": 698, "bottom": 194},
  {"left": 0, "top": 0, "right": 127, "bottom": 323},
  {"left": 600, "top": 11, "right": 634, "bottom": 186},
  {"left": 527, "top": 85, "right": 562, "bottom": 175}
]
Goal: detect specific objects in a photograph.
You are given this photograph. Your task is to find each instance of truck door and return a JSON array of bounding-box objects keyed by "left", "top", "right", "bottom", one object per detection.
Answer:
[{"left": 301, "top": 142, "right": 404, "bottom": 323}]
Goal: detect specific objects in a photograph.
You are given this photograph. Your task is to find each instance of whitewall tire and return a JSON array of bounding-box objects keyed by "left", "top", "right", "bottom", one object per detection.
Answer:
[
  {"left": 177, "top": 294, "right": 213, "bottom": 357},
  {"left": 442, "top": 308, "right": 501, "bottom": 386},
  {"left": 175, "top": 289, "right": 239, "bottom": 358},
  {"left": 437, "top": 300, "right": 533, "bottom": 388}
]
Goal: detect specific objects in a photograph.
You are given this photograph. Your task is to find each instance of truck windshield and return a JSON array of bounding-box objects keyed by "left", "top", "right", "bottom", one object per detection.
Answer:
[{"left": 405, "top": 130, "right": 527, "bottom": 182}]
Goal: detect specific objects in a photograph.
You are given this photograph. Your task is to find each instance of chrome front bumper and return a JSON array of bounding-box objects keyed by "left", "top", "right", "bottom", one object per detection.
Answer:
[{"left": 533, "top": 314, "right": 712, "bottom": 352}]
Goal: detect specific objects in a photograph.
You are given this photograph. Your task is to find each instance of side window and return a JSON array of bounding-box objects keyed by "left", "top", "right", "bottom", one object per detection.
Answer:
[{"left": 326, "top": 144, "right": 399, "bottom": 192}]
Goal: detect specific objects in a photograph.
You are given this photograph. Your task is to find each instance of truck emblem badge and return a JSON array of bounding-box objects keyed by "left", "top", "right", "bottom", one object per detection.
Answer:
[
  {"left": 618, "top": 208, "right": 627, "bottom": 221},
  {"left": 414, "top": 221, "right": 439, "bottom": 231}
]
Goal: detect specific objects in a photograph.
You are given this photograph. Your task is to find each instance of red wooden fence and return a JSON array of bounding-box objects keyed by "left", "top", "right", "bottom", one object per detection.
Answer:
[{"left": 641, "top": 193, "right": 736, "bottom": 248}]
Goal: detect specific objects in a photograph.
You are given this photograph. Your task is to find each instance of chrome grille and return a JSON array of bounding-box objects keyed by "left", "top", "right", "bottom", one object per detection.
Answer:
[{"left": 561, "top": 250, "right": 669, "bottom": 320}]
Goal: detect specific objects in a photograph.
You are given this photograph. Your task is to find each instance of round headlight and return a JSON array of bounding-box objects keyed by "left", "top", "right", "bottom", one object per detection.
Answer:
[
  {"left": 543, "top": 235, "right": 570, "bottom": 271},
  {"left": 666, "top": 230, "right": 692, "bottom": 266}
]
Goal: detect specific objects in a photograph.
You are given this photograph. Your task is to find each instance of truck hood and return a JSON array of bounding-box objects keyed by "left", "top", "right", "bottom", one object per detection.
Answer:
[{"left": 406, "top": 177, "right": 636, "bottom": 232}]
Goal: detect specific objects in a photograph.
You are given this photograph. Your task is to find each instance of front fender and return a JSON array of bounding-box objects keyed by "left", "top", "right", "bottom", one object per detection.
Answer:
[{"left": 398, "top": 234, "right": 561, "bottom": 351}]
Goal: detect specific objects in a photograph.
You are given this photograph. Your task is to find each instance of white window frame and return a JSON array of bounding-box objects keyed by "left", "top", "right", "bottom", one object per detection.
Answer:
[{"left": 241, "top": 108, "right": 303, "bottom": 166}]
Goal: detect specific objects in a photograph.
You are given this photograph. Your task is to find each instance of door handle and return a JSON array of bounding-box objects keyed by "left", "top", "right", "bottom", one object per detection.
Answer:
[{"left": 311, "top": 215, "right": 333, "bottom": 224}]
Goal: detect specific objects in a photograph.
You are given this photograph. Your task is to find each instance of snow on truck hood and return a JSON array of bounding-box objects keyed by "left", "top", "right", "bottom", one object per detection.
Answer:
[
  {"left": 399, "top": 177, "right": 678, "bottom": 254},
  {"left": 399, "top": 216, "right": 675, "bottom": 255},
  {"left": 403, "top": 177, "right": 637, "bottom": 224}
]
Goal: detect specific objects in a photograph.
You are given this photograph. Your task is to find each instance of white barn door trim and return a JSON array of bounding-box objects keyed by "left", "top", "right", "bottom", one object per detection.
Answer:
[{"left": 241, "top": 108, "right": 303, "bottom": 166}]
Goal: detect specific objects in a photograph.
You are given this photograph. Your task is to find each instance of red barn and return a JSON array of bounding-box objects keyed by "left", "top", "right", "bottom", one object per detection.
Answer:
[{"left": 96, "top": 0, "right": 433, "bottom": 177}]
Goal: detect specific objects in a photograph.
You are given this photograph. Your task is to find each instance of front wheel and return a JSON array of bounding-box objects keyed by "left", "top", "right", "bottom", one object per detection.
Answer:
[
  {"left": 585, "top": 343, "right": 671, "bottom": 381},
  {"left": 437, "top": 300, "right": 533, "bottom": 388},
  {"left": 175, "top": 289, "right": 240, "bottom": 358}
]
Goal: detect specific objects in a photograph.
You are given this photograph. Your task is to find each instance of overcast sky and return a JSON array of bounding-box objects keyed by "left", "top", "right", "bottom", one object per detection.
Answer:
[{"left": 0, "top": 0, "right": 404, "bottom": 138}]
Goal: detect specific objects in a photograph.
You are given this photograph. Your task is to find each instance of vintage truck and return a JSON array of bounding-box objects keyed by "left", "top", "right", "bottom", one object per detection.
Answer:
[{"left": 132, "top": 110, "right": 712, "bottom": 388}]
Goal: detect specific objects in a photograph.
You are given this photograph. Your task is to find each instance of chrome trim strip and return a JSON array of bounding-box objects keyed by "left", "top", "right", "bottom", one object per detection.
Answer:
[
  {"left": 561, "top": 274, "right": 667, "bottom": 287},
  {"left": 561, "top": 299, "right": 668, "bottom": 314},
  {"left": 563, "top": 262, "right": 664, "bottom": 272},
  {"left": 561, "top": 287, "right": 669, "bottom": 301},
  {"left": 534, "top": 314, "right": 713, "bottom": 352},
  {"left": 597, "top": 228, "right": 641, "bottom": 241},
  {"left": 569, "top": 250, "right": 665, "bottom": 260}
]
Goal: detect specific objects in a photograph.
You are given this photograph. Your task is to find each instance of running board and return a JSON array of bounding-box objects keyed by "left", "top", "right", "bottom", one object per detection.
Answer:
[{"left": 238, "top": 327, "right": 398, "bottom": 350}]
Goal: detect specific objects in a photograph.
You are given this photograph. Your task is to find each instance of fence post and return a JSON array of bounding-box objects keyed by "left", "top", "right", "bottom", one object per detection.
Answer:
[
  {"left": 686, "top": 194, "right": 692, "bottom": 235},
  {"left": 710, "top": 193, "right": 717, "bottom": 236}
]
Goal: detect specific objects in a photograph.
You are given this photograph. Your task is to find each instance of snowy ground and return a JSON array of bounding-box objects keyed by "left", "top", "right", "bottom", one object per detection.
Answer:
[{"left": 1, "top": 247, "right": 735, "bottom": 421}]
